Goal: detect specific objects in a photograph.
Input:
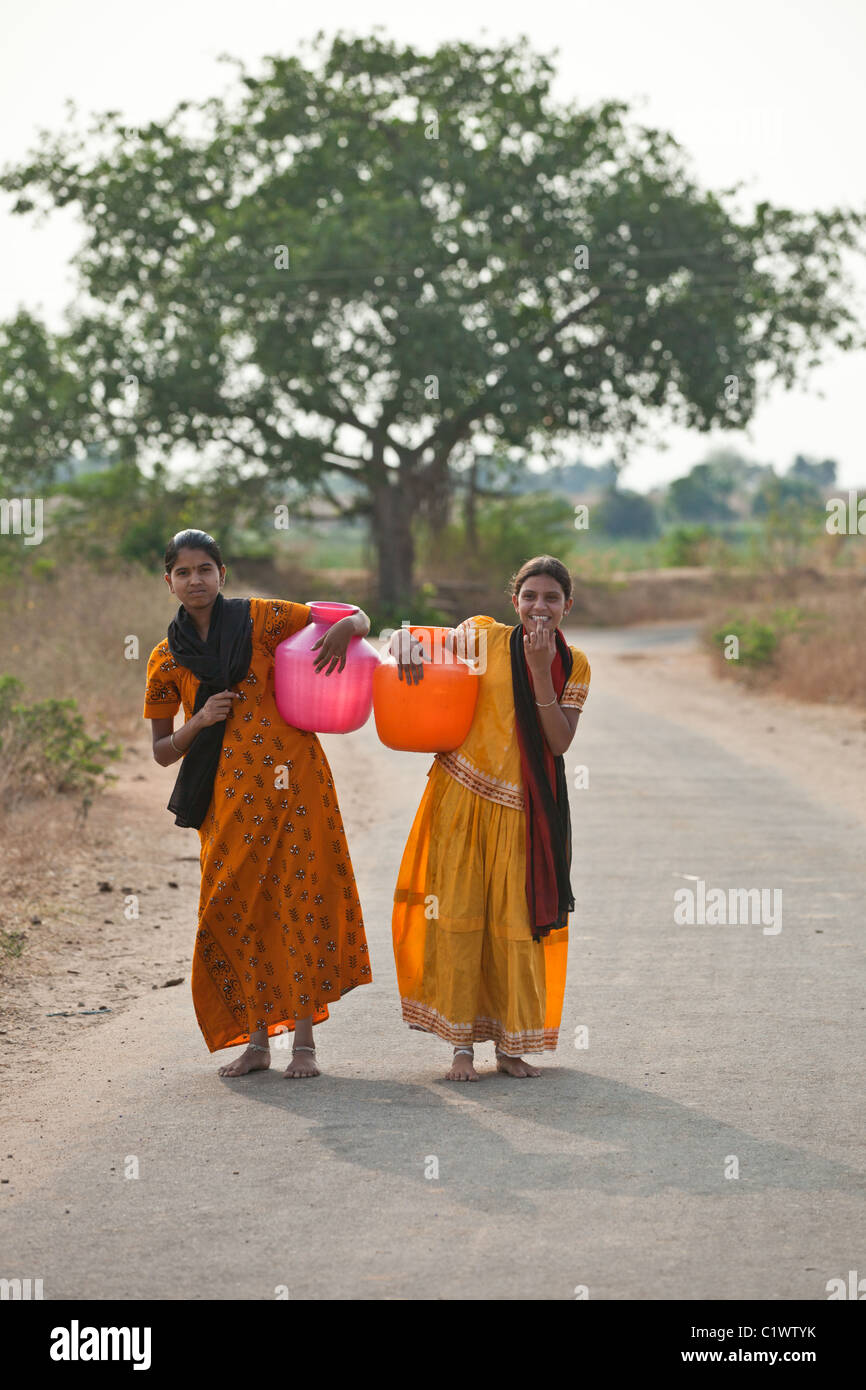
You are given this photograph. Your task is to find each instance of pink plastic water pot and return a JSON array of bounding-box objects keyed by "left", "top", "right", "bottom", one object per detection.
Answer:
[{"left": 274, "top": 601, "right": 380, "bottom": 733}]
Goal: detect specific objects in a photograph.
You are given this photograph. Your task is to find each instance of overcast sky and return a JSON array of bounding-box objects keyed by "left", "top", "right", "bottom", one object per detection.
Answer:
[{"left": 2, "top": 0, "right": 864, "bottom": 489}]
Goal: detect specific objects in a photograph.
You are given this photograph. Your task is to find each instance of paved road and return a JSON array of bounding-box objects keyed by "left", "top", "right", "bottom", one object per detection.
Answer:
[{"left": 2, "top": 624, "right": 863, "bottom": 1299}]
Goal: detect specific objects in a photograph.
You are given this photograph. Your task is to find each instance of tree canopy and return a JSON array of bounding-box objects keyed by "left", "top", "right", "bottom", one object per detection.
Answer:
[{"left": 2, "top": 29, "right": 865, "bottom": 603}]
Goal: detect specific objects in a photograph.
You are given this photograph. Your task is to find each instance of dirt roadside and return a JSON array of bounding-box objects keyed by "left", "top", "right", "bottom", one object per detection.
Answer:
[{"left": 0, "top": 745, "right": 207, "bottom": 1076}]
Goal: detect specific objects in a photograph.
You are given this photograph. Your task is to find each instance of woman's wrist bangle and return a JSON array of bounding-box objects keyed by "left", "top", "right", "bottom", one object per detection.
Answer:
[
  {"left": 535, "top": 696, "right": 558, "bottom": 707},
  {"left": 169, "top": 731, "right": 180, "bottom": 753}
]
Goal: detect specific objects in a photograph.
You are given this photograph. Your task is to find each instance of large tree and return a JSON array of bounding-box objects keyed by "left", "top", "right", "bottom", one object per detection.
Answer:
[{"left": 2, "top": 30, "right": 865, "bottom": 603}]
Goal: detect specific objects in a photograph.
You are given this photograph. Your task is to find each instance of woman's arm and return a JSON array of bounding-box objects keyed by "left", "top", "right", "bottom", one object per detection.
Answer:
[
  {"left": 150, "top": 690, "right": 241, "bottom": 765},
  {"left": 524, "top": 626, "right": 581, "bottom": 757},
  {"left": 151, "top": 714, "right": 195, "bottom": 766},
  {"left": 311, "top": 607, "right": 372, "bottom": 673},
  {"left": 535, "top": 694, "right": 580, "bottom": 756},
  {"left": 388, "top": 621, "right": 478, "bottom": 684}
]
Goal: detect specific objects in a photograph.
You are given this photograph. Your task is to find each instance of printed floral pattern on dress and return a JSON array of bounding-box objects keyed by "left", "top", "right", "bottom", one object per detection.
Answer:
[{"left": 142, "top": 597, "right": 371, "bottom": 1051}]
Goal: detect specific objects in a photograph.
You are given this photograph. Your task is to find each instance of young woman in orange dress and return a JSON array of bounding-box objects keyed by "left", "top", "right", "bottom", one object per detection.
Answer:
[
  {"left": 391, "top": 555, "right": 590, "bottom": 1081},
  {"left": 143, "top": 529, "right": 372, "bottom": 1080}
]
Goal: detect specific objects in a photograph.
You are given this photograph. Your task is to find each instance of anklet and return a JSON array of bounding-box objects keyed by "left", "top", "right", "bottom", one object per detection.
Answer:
[{"left": 248, "top": 1042, "right": 270, "bottom": 1053}]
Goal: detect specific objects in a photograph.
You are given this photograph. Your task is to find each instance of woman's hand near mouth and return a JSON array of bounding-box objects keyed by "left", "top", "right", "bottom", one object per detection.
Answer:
[{"left": 524, "top": 617, "right": 557, "bottom": 677}]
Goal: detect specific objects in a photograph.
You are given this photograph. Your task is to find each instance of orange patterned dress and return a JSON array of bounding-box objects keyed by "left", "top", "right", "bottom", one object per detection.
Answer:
[{"left": 143, "top": 596, "right": 372, "bottom": 1052}]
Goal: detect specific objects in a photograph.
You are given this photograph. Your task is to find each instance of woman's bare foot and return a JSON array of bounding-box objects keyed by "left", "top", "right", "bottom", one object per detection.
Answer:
[
  {"left": 218, "top": 1043, "right": 270, "bottom": 1077},
  {"left": 495, "top": 1050, "right": 541, "bottom": 1078},
  {"left": 445, "top": 1048, "right": 479, "bottom": 1082},
  {"left": 283, "top": 1045, "right": 320, "bottom": 1079}
]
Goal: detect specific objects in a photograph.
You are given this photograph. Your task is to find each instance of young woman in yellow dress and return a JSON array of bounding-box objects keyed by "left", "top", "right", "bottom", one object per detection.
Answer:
[{"left": 391, "top": 554, "right": 591, "bottom": 1081}]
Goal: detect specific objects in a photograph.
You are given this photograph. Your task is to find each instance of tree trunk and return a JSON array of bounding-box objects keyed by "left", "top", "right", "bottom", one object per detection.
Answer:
[
  {"left": 370, "top": 470, "right": 415, "bottom": 612},
  {"left": 464, "top": 454, "right": 479, "bottom": 551},
  {"left": 425, "top": 452, "right": 451, "bottom": 534}
]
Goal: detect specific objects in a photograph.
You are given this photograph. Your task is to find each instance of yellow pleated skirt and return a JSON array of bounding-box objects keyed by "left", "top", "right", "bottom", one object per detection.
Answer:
[{"left": 392, "top": 760, "right": 569, "bottom": 1054}]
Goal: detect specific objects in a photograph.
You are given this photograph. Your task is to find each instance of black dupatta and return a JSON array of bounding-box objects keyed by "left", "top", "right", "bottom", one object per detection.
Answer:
[{"left": 165, "top": 593, "right": 252, "bottom": 829}]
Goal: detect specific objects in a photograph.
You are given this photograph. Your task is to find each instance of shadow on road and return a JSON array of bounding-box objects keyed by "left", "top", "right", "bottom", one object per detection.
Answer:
[{"left": 226, "top": 1066, "right": 865, "bottom": 1215}]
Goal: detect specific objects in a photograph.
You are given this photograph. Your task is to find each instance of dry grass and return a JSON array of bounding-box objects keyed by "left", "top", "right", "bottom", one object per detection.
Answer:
[
  {"left": 567, "top": 566, "right": 865, "bottom": 628},
  {"left": 0, "top": 558, "right": 272, "bottom": 853},
  {"left": 0, "top": 556, "right": 304, "bottom": 865},
  {"left": 0, "top": 559, "right": 289, "bottom": 743},
  {"left": 702, "top": 588, "right": 866, "bottom": 706},
  {"left": 1, "top": 561, "right": 172, "bottom": 741}
]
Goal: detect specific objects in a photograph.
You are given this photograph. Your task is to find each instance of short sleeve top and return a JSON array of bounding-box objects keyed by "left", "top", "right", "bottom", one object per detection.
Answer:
[
  {"left": 434, "top": 615, "right": 591, "bottom": 808},
  {"left": 142, "top": 597, "right": 310, "bottom": 721},
  {"left": 454, "top": 614, "right": 590, "bottom": 706}
]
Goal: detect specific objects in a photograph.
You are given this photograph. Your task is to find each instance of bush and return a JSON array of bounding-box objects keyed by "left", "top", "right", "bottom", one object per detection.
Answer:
[
  {"left": 653, "top": 522, "right": 739, "bottom": 567},
  {"left": 712, "top": 616, "right": 779, "bottom": 667},
  {"left": 0, "top": 673, "right": 123, "bottom": 814},
  {"left": 710, "top": 607, "right": 817, "bottom": 668},
  {"left": 657, "top": 524, "right": 714, "bottom": 567}
]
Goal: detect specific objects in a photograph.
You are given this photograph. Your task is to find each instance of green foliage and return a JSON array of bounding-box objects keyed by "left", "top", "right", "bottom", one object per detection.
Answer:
[
  {"left": 42, "top": 458, "right": 279, "bottom": 571},
  {"left": 365, "top": 582, "right": 453, "bottom": 635},
  {"left": 712, "top": 616, "right": 779, "bottom": 667},
  {"left": 520, "top": 459, "right": 619, "bottom": 494},
  {"left": 752, "top": 475, "right": 826, "bottom": 565},
  {"left": 477, "top": 492, "right": 577, "bottom": 568},
  {"left": 30, "top": 556, "right": 58, "bottom": 579},
  {"left": 752, "top": 472, "right": 824, "bottom": 517},
  {"left": 595, "top": 486, "right": 659, "bottom": 538},
  {"left": 0, "top": 310, "right": 87, "bottom": 490},
  {"left": 656, "top": 523, "right": 713, "bottom": 566},
  {"left": 0, "top": 546, "right": 20, "bottom": 581},
  {"left": 421, "top": 491, "right": 575, "bottom": 579},
  {"left": 789, "top": 454, "right": 837, "bottom": 487},
  {"left": 0, "top": 673, "right": 123, "bottom": 812},
  {"left": 0, "top": 929, "right": 27, "bottom": 960},
  {"left": 0, "top": 674, "right": 24, "bottom": 725},
  {"left": 2, "top": 29, "right": 864, "bottom": 602},
  {"left": 710, "top": 607, "right": 816, "bottom": 668},
  {"left": 668, "top": 462, "right": 737, "bottom": 522}
]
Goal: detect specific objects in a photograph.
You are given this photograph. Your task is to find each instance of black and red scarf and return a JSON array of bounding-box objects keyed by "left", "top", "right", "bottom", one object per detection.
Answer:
[{"left": 509, "top": 623, "right": 575, "bottom": 941}]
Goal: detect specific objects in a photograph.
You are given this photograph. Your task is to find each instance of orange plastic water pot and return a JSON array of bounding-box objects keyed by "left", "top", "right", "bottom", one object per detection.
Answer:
[{"left": 373, "top": 625, "right": 479, "bottom": 752}]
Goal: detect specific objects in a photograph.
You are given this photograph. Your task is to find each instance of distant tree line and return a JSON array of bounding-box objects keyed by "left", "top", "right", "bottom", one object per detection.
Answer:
[{"left": 584, "top": 449, "right": 838, "bottom": 538}]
